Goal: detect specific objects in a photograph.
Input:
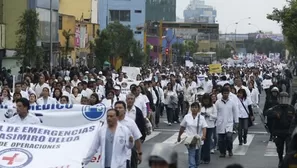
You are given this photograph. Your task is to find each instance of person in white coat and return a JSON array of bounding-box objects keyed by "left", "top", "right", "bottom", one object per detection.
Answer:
[
  {"left": 36, "top": 87, "right": 58, "bottom": 105},
  {"left": 83, "top": 109, "right": 134, "bottom": 168},
  {"left": 215, "top": 87, "right": 239, "bottom": 158}
]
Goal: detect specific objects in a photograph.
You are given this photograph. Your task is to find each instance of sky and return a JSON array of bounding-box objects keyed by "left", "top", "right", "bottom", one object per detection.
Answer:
[{"left": 176, "top": 0, "right": 288, "bottom": 34}]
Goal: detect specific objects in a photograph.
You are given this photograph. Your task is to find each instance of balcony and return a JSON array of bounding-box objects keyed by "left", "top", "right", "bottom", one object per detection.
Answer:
[{"left": 0, "top": 24, "right": 4, "bottom": 49}]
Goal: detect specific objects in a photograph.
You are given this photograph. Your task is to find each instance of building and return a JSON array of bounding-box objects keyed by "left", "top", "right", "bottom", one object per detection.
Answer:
[
  {"left": 183, "top": 0, "right": 217, "bottom": 23},
  {"left": 59, "top": 0, "right": 98, "bottom": 24},
  {"left": 146, "top": 0, "right": 176, "bottom": 22},
  {"left": 59, "top": 0, "right": 99, "bottom": 66},
  {"left": 0, "top": 0, "right": 60, "bottom": 75},
  {"left": 98, "top": 0, "right": 146, "bottom": 45}
]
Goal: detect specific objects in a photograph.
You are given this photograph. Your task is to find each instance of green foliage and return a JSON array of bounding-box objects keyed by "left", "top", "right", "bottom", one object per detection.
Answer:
[
  {"left": 244, "top": 38, "right": 285, "bottom": 55},
  {"left": 94, "top": 21, "right": 146, "bottom": 68},
  {"left": 94, "top": 29, "right": 112, "bottom": 69},
  {"left": 267, "top": 1, "right": 297, "bottom": 56},
  {"left": 184, "top": 40, "right": 198, "bottom": 54},
  {"left": 15, "top": 9, "right": 43, "bottom": 69},
  {"left": 126, "top": 40, "right": 146, "bottom": 66},
  {"left": 216, "top": 44, "right": 232, "bottom": 59}
]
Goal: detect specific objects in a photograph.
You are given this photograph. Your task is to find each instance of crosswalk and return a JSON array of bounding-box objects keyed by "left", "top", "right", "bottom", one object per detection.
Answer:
[{"left": 143, "top": 131, "right": 280, "bottom": 157}]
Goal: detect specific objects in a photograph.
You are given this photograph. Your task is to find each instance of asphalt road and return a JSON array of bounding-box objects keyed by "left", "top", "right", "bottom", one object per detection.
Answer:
[{"left": 138, "top": 93, "right": 278, "bottom": 168}]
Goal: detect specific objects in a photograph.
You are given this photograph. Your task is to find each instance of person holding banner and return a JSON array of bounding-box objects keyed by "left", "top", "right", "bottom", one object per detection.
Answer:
[
  {"left": 83, "top": 109, "right": 134, "bottom": 168},
  {"left": 6, "top": 98, "right": 41, "bottom": 124}
]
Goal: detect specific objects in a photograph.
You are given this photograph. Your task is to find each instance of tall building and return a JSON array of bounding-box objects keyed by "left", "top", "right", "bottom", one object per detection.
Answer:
[
  {"left": 146, "top": 0, "right": 176, "bottom": 21},
  {"left": 183, "top": 0, "right": 216, "bottom": 23},
  {"left": 98, "top": 0, "right": 145, "bottom": 45}
]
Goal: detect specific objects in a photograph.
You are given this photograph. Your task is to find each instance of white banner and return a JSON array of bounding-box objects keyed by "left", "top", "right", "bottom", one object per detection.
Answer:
[
  {"left": 0, "top": 104, "right": 110, "bottom": 168},
  {"left": 0, "top": 122, "right": 99, "bottom": 168},
  {"left": 0, "top": 104, "right": 108, "bottom": 127}
]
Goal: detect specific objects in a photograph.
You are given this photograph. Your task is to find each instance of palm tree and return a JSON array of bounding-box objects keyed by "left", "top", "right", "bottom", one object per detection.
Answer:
[{"left": 61, "top": 29, "right": 75, "bottom": 68}]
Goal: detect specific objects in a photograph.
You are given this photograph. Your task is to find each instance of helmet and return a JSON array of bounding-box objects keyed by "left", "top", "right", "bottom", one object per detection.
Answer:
[
  {"left": 279, "top": 92, "right": 290, "bottom": 104},
  {"left": 148, "top": 143, "right": 178, "bottom": 167}
]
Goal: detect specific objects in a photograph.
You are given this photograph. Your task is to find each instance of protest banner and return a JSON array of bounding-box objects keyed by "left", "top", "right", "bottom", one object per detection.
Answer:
[
  {"left": 0, "top": 122, "right": 99, "bottom": 168},
  {"left": 0, "top": 104, "right": 107, "bottom": 127},
  {"left": 0, "top": 104, "right": 111, "bottom": 168},
  {"left": 209, "top": 64, "right": 222, "bottom": 73}
]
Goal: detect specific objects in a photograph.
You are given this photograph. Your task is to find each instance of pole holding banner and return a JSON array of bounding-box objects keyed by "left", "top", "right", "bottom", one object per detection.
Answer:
[{"left": 12, "top": 75, "right": 15, "bottom": 93}]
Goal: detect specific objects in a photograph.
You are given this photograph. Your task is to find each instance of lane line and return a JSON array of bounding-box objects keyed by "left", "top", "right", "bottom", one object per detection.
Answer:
[
  {"left": 144, "top": 131, "right": 161, "bottom": 142},
  {"left": 233, "top": 134, "right": 255, "bottom": 155},
  {"left": 264, "top": 141, "right": 285, "bottom": 157},
  {"left": 161, "top": 132, "right": 187, "bottom": 144}
]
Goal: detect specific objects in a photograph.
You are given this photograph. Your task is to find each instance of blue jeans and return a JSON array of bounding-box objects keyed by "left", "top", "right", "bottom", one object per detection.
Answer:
[{"left": 187, "top": 146, "right": 201, "bottom": 168}]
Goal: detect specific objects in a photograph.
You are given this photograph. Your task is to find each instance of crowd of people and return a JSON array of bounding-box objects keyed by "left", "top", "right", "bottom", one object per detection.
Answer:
[{"left": 2, "top": 63, "right": 297, "bottom": 168}]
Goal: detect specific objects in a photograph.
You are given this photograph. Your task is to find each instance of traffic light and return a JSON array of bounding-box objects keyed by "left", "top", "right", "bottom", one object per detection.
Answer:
[{"left": 165, "top": 48, "right": 169, "bottom": 55}]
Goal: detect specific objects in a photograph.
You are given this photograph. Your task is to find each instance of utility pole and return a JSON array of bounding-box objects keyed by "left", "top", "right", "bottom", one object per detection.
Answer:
[{"left": 50, "top": 0, "right": 53, "bottom": 72}]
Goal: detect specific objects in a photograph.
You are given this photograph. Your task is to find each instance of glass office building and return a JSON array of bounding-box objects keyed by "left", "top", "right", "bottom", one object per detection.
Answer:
[{"left": 146, "top": 0, "right": 176, "bottom": 21}]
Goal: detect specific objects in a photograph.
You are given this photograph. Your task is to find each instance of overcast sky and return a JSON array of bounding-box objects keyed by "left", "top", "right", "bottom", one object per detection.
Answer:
[{"left": 176, "top": 0, "right": 287, "bottom": 34}]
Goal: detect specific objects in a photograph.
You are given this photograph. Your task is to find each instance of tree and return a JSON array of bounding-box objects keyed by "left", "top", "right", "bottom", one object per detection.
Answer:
[
  {"left": 93, "top": 21, "right": 135, "bottom": 68},
  {"left": 243, "top": 38, "right": 285, "bottom": 56},
  {"left": 126, "top": 40, "right": 146, "bottom": 66},
  {"left": 267, "top": 0, "right": 297, "bottom": 56},
  {"left": 60, "top": 29, "right": 74, "bottom": 68},
  {"left": 216, "top": 44, "right": 232, "bottom": 59},
  {"left": 184, "top": 40, "right": 198, "bottom": 55},
  {"left": 15, "top": 9, "right": 43, "bottom": 69},
  {"left": 94, "top": 29, "right": 112, "bottom": 69}
]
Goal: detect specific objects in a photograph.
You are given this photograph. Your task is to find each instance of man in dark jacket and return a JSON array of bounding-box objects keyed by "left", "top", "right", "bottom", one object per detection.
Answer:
[{"left": 266, "top": 92, "right": 296, "bottom": 168}]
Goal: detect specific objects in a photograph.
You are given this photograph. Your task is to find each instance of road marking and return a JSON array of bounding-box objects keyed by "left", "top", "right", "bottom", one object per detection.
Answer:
[
  {"left": 155, "top": 129, "right": 268, "bottom": 135},
  {"left": 248, "top": 131, "right": 269, "bottom": 134},
  {"left": 155, "top": 128, "right": 179, "bottom": 132},
  {"left": 233, "top": 134, "right": 255, "bottom": 155},
  {"left": 144, "top": 131, "right": 161, "bottom": 142},
  {"left": 264, "top": 141, "right": 278, "bottom": 156},
  {"left": 162, "top": 132, "right": 186, "bottom": 145}
]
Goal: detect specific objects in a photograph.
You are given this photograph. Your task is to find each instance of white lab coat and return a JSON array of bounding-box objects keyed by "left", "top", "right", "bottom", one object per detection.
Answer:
[
  {"left": 215, "top": 99, "right": 239, "bottom": 134},
  {"left": 83, "top": 122, "right": 134, "bottom": 168},
  {"left": 36, "top": 97, "right": 58, "bottom": 105}
]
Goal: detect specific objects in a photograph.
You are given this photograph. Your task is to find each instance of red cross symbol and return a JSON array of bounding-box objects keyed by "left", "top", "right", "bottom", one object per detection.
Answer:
[{"left": 2, "top": 153, "right": 19, "bottom": 165}]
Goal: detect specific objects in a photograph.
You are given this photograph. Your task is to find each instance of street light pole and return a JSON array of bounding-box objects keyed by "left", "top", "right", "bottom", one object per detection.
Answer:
[
  {"left": 50, "top": 0, "right": 53, "bottom": 72},
  {"left": 234, "top": 17, "right": 251, "bottom": 52}
]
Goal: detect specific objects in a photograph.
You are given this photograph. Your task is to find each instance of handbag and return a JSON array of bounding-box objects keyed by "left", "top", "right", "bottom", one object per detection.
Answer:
[
  {"left": 240, "top": 100, "right": 254, "bottom": 127},
  {"left": 189, "top": 115, "right": 201, "bottom": 147}
]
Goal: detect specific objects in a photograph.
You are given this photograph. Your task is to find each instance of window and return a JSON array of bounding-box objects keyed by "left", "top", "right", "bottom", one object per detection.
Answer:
[
  {"left": 59, "top": 15, "right": 62, "bottom": 30},
  {"left": 109, "top": 10, "right": 131, "bottom": 22},
  {"left": 135, "top": 10, "right": 142, "bottom": 13}
]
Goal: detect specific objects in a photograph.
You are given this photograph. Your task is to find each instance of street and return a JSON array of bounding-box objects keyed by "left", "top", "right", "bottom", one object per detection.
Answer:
[{"left": 139, "top": 93, "right": 278, "bottom": 168}]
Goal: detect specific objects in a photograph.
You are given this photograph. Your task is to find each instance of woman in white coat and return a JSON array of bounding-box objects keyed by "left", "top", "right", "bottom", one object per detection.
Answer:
[
  {"left": 36, "top": 87, "right": 58, "bottom": 105},
  {"left": 83, "top": 109, "right": 134, "bottom": 168}
]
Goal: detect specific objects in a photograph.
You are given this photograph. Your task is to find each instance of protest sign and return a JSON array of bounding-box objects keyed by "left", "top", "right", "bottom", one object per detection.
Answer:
[{"left": 0, "top": 122, "right": 99, "bottom": 168}]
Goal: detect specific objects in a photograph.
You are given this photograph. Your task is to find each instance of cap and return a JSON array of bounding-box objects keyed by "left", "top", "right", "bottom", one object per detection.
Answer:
[
  {"left": 99, "top": 71, "right": 103, "bottom": 75},
  {"left": 271, "top": 87, "right": 279, "bottom": 92},
  {"left": 114, "top": 85, "right": 121, "bottom": 90}
]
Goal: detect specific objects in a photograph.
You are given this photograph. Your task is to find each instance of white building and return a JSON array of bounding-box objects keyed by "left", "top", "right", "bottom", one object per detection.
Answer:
[
  {"left": 184, "top": 0, "right": 217, "bottom": 23},
  {"left": 98, "top": 0, "right": 146, "bottom": 45}
]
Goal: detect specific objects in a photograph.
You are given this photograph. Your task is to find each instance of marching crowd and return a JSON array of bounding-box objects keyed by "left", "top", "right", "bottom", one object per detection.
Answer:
[{"left": 1, "top": 63, "right": 296, "bottom": 168}]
